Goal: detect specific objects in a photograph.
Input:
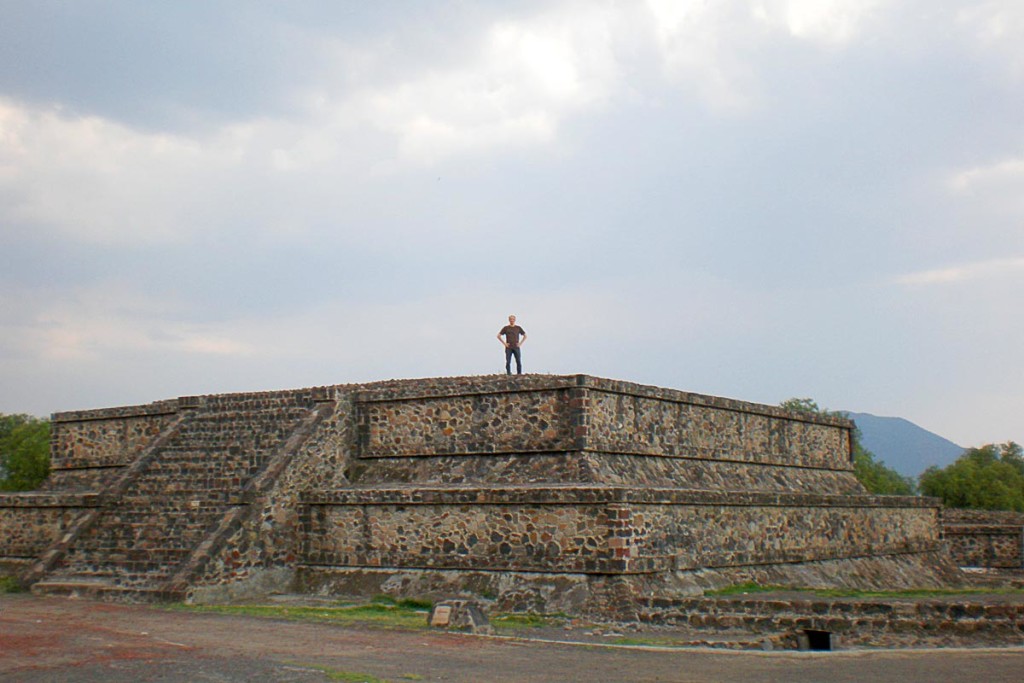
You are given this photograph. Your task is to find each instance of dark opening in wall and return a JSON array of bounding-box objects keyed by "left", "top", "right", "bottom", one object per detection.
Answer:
[{"left": 803, "top": 629, "right": 833, "bottom": 651}]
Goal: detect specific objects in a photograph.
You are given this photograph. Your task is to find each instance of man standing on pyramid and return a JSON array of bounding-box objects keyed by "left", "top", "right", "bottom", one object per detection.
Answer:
[{"left": 497, "top": 314, "right": 527, "bottom": 375}]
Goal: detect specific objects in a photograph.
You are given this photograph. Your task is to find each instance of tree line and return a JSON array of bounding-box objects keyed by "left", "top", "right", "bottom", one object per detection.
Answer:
[
  {"left": 0, "top": 414, "right": 50, "bottom": 491},
  {"left": 919, "top": 442, "right": 1024, "bottom": 511}
]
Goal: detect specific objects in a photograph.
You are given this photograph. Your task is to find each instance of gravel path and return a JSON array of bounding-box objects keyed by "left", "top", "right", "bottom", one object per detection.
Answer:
[{"left": 3, "top": 594, "right": 1024, "bottom": 682}]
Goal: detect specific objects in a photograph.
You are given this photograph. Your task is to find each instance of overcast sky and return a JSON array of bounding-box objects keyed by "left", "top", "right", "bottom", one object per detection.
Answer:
[{"left": 1, "top": 1, "right": 1021, "bottom": 449}]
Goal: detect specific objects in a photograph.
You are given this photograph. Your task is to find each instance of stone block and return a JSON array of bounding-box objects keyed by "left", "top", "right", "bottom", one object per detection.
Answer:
[{"left": 429, "top": 600, "right": 492, "bottom": 634}]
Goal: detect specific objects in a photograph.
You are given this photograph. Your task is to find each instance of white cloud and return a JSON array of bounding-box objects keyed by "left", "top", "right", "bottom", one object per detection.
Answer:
[
  {"left": 945, "top": 155, "right": 1024, "bottom": 220},
  {"left": 752, "top": 0, "right": 885, "bottom": 46},
  {"left": 1, "top": 283, "right": 257, "bottom": 363},
  {"left": 645, "top": 0, "right": 761, "bottom": 111},
  {"left": 333, "top": 6, "right": 621, "bottom": 165},
  {"left": 0, "top": 0, "right": 938, "bottom": 247},
  {"left": 644, "top": 0, "right": 886, "bottom": 111},
  {"left": 957, "top": 1, "right": 1024, "bottom": 80},
  {"left": 895, "top": 257, "right": 1024, "bottom": 285},
  {"left": 0, "top": 97, "right": 385, "bottom": 246},
  {"left": 948, "top": 157, "right": 1024, "bottom": 193},
  {"left": 0, "top": 100, "right": 210, "bottom": 245},
  {"left": 0, "top": 5, "right": 630, "bottom": 246}
]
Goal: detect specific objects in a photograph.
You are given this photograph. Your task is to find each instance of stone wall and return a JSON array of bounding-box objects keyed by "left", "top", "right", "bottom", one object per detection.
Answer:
[
  {"left": 45, "top": 401, "right": 179, "bottom": 491},
  {"left": 1, "top": 373, "right": 951, "bottom": 610},
  {"left": 357, "top": 384, "right": 576, "bottom": 458},
  {"left": 299, "top": 488, "right": 938, "bottom": 578},
  {"left": 345, "top": 375, "right": 856, "bottom": 492},
  {"left": 352, "top": 376, "right": 853, "bottom": 470},
  {"left": 584, "top": 384, "right": 852, "bottom": 470},
  {"left": 289, "top": 376, "right": 945, "bottom": 611},
  {"left": 633, "top": 589, "right": 1024, "bottom": 649},
  {"left": 0, "top": 493, "right": 100, "bottom": 574},
  {"left": 636, "top": 495, "right": 937, "bottom": 570},
  {"left": 941, "top": 509, "right": 1024, "bottom": 569}
]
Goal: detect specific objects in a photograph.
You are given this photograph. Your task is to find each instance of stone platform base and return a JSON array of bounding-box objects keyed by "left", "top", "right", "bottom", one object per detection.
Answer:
[
  {"left": 295, "top": 566, "right": 608, "bottom": 614},
  {"left": 30, "top": 579, "right": 182, "bottom": 603},
  {"left": 635, "top": 589, "right": 1024, "bottom": 650},
  {"left": 673, "top": 549, "right": 967, "bottom": 595},
  {"left": 294, "top": 551, "right": 966, "bottom": 617}
]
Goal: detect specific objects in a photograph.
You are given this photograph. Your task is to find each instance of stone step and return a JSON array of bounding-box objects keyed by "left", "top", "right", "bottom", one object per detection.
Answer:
[
  {"left": 636, "top": 595, "right": 1024, "bottom": 648},
  {"left": 154, "top": 448, "right": 281, "bottom": 458},
  {"left": 160, "top": 430, "right": 296, "bottom": 445},
  {"left": 136, "top": 465, "right": 268, "bottom": 481},
  {"left": 569, "top": 629, "right": 792, "bottom": 651},
  {"left": 107, "top": 497, "right": 234, "bottom": 512},
  {"left": 26, "top": 394, "right": 318, "bottom": 600},
  {"left": 49, "top": 558, "right": 176, "bottom": 578},
  {"left": 173, "top": 422, "right": 306, "bottom": 438},
  {"left": 71, "top": 518, "right": 221, "bottom": 547},
  {"left": 85, "top": 509, "right": 224, "bottom": 526},
  {"left": 65, "top": 545, "right": 194, "bottom": 559},
  {"left": 126, "top": 479, "right": 260, "bottom": 493},
  {"left": 118, "top": 488, "right": 239, "bottom": 501},
  {"left": 144, "top": 451, "right": 270, "bottom": 463},
  {"left": 74, "top": 524, "right": 217, "bottom": 547},
  {"left": 182, "top": 426, "right": 301, "bottom": 436},
  {"left": 137, "top": 462, "right": 268, "bottom": 479},
  {"left": 193, "top": 400, "right": 313, "bottom": 412},
  {"left": 84, "top": 521, "right": 221, "bottom": 537},
  {"left": 58, "top": 562, "right": 183, "bottom": 579},
  {"left": 45, "top": 566, "right": 173, "bottom": 585},
  {"left": 31, "top": 579, "right": 183, "bottom": 603}
]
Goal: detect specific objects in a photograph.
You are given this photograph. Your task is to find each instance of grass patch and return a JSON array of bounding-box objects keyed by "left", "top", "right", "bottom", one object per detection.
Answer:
[
  {"left": 323, "top": 671, "right": 387, "bottom": 683},
  {"left": 287, "top": 662, "right": 424, "bottom": 682},
  {"left": 0, "top": 575, "right": 23, "bottom": 593},
  {"left": 705, "top": 582, "right": 787, "bottom": 596},
  {"left": 172, "top": 601, "right": 431, "bottom": 630},
  {"left": 296, "top": 665, "right": 387, "bottom": 682},
  {"left": 609, "top": 636, "right": 691, "bottom": 648},
  {"left": 370, "top": 594, "right": 432, "bottom": 610},
  {"left": 173, "top": 600, "right": 576, "bottom": 635},
  {"left": 490, "top": 612, "right": 570, "bottom": 630},
  {"left": 705, "top": 582, "right": 1024, "bottom": 599}
]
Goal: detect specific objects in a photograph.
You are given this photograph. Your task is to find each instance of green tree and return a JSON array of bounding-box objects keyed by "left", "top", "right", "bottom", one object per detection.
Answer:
[
  {"left": 0, "top": 414, "right": 51, "bottom": 491},
  {"left": 919, "top": 442, "right": 1024, "bottom": 511},
  {"left": 853, "top": 449, "right": 917, "bottom": 495},
  {"left": 780, "top": 398, "right": 916, "bottom": 495}
]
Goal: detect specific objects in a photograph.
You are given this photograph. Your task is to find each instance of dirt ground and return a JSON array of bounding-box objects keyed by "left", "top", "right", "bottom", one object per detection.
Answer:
[{"left": 3, "top": 593, "right": 1024, "bottom": 683}]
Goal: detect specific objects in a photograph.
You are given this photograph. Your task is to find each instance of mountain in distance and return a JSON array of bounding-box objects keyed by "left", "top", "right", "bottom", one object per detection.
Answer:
[{"left": 844, "top": 411, "right": 965, "bottom": 479}]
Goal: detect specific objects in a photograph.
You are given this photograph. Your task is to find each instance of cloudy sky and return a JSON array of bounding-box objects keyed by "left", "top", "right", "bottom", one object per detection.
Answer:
[{"left": 1, "top": 1, "right": 1021, "bottom": 449}]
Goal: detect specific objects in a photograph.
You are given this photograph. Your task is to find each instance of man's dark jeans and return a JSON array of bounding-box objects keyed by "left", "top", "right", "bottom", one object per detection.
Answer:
[{"left": 505, "top": 346, "right": 522, "bottom": 375}]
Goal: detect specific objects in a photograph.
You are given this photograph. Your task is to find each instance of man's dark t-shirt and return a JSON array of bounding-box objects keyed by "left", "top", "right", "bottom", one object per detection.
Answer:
[{"left": 500, "top": 325, "right": 525, "bottom": 348}]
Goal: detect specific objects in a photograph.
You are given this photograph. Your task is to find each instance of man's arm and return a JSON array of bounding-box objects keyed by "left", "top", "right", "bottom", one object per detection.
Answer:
[
  {"left": 497, "top": 330, "right": 508, "bottom": 347},
  {"left": 518, "top": 329, "right": 527, "bottom": 345}
]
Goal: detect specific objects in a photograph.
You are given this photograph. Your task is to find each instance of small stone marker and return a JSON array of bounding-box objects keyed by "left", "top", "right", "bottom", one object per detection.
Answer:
[
  {"left": 430, "top": 605, "right": 452, "bottom": 627},
  {"left": 428, "top": 601, "right": 492, "bottom": 634}
]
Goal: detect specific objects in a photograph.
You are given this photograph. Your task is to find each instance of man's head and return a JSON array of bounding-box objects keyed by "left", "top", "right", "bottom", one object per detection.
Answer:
[{"left": 508, "top": 315, "right": 516, "bottom": 325}]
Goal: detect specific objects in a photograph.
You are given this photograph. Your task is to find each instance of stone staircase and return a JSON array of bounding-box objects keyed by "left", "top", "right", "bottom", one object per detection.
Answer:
[{"left": 32, "top": 392, "right": 319, "bottom": 601}]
